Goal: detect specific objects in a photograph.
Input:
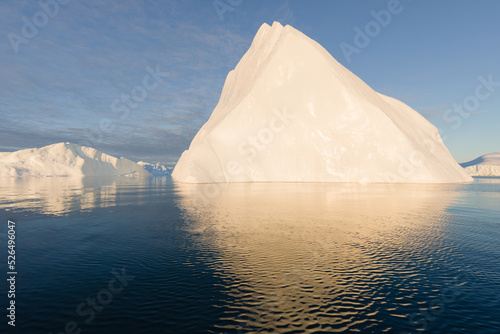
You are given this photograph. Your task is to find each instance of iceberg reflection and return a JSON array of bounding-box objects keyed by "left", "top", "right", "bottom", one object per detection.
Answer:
[
  {"left": 0, "top": 176, "right": 169, "bottom": 216},
  {"left": 174, "top": 182, "right": 463, "bottom": 333}
]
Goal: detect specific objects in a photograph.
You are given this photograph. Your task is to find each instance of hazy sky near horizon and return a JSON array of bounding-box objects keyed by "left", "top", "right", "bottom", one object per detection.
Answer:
[{"left": 1, "top": 0, "right": 499, "bottom": 163}]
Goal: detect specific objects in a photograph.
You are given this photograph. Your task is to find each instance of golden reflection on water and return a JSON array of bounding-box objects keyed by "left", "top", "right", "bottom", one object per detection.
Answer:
[{"left": 174, "top": 182, "right": 462, "bottom": 332}]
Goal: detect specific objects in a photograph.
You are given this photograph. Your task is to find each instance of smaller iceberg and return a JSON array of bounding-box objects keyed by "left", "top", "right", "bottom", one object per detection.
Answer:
[
  {"left": 460, "top": 152, "right": 500, "bottom": 176},
  {"left": 137, "top": 161, "right": 172, "bottom": 176},
  {"left": 0, "top": 142, "right": 151, "bottom": 177}
]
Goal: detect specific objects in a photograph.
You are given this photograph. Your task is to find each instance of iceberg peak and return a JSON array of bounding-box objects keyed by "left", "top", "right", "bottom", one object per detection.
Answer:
[{"left": 172, "top": 23, "right": 472, "bottom": 184}]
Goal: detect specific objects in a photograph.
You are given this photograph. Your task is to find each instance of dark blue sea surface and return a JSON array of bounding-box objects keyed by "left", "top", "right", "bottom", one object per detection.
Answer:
[{"left": 0, "top": 176, "right": 499, "bottom": 333}]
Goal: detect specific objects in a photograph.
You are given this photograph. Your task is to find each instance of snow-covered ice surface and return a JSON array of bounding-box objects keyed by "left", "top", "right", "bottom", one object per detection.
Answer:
[
  {"left": 137, "top": 161, "right": 172, "bottom": 176},
  {"left": 460, "top": 152, "right": 500, "bottom": 176},
  {"left": 172, "top": 22, "right": 471, "bottom": 184},
  {"left": 0, "top": 142, "right": 151, "bottom": 177}
]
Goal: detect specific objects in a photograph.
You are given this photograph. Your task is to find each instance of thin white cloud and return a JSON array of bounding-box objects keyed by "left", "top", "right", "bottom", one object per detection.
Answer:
[{"left": 0, "top": 0, "right": 294, "bottom": 162}]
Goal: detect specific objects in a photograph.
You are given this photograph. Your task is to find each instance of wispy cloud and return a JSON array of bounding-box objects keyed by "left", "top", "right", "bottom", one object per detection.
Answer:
[{"left": 0, "top": 0, "right": 261, "bottom": 162}]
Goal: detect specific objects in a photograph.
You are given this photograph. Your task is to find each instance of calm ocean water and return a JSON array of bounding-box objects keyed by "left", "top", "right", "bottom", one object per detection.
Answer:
[{"left": 0, "top": 177, "right": 499, "bottom": 333}]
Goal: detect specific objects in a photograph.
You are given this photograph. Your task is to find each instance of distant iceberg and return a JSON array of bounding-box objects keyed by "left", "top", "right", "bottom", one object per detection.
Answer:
[
  {"left": 172, "top": 22, "right": 472, "bottom": 183},
  {"left": 460, "top": 152, "right": 500, "bottom": 176},
  {"left": 0, "top": 142, "right": 151, "bottom": 177},
  {"left": 137, "top": 161, "right": 172, "bottom": 176}
]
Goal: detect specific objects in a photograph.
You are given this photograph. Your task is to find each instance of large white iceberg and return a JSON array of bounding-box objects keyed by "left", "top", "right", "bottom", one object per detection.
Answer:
[
  {"left": 460, "top": 152, "right": 500, "bottom": 176},
  {"left": 0, "top": 142, "right": 151, "bottom": 177},
  {"left": 172, "top": 22, "right": 472, "bottom": 183}
]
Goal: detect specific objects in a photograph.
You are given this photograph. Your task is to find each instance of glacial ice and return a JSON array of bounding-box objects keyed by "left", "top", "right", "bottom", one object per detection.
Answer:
[
  {"left": 0, "top": 142, "right": 151, "bottom": 177},
  {"left": 461, "top": 152, "right": 500, "bottom": 176},
  {"left": 171, "top": 22, "right": 472, "bottom": 183}
]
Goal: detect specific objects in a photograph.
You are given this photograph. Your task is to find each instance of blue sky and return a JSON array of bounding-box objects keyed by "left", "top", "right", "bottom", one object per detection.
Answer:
[{"left": 1, "top": 0, "right": 499, "bottom": 163}]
